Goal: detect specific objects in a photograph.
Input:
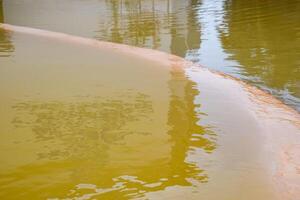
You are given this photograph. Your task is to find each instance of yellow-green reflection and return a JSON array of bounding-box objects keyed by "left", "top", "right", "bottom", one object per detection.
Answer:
[
  {"left": 99, "top": 0, "right": 201, "bottom": 58},
  {"left": 0, "top": 30, "right": 215, "bottom": 199},
  {"left": 219, "top": 0, "right": 300, "bottom": 108},
  {"left": 0, "top": 0, "right": 13, "bottom": 57},
  {"left": 0, "top": 0, "right": 3, "bottom": 23}
]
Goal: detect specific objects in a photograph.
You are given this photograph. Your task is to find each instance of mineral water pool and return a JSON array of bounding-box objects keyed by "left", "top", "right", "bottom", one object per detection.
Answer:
[{"left": 0, "top": 0, "right": 299, "bottom": 200}]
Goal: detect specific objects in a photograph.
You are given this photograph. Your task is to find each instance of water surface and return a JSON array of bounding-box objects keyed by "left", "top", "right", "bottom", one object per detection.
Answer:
[
  {"left": 0, "top": 29, "right": 215, "bottom": 199},
  {"left": 0, "top": 1, "right": 300, "bottom": 199},
  {"left": 0, "top": 0, "right": 299, "bottom": 110},
  {"left": 0, "top": 23, "right": 299, "bottom": 200}
]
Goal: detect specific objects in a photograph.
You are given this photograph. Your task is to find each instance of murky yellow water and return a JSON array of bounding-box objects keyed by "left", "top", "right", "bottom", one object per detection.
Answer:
[
  {"left": 1, "top": 23, "right": 300, "bottom": 200},
  {"left": 0, "top": 26, "right": 220, "bottom": 199},
  {"left": 0, "top": 1, "right": 300, "bottom": 200}
]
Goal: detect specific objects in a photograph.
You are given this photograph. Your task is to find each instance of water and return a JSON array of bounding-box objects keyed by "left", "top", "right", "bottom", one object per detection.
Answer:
[
  {"left": 0, "top": 1, "right": 300, "bottom": 200},
  {"left": 0, "top": 29, "right": 213, "bottom": 199},
  {"left": 0, "top": 0, "right": 299, "bottom": 111}
]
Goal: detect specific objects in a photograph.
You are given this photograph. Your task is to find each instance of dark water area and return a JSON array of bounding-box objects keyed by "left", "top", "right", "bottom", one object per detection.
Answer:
[{"left": 0, "top": 0, "right": 299, "bottom": 109}]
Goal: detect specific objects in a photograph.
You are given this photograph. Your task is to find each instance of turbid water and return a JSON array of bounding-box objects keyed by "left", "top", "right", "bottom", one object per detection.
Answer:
[
  {"left": 0, "top": 24, "right": 299, "bottom": 200},
  {"left": 0, "top": 0, "right": 300, "bottom": 199},
  {"left": 0, "top": 0, "right": 299, "bottom": 111}
]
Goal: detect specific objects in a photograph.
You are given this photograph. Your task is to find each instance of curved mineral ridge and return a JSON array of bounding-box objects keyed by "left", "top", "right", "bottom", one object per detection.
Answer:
[{"left": 0, "top": 23, "right": 299, "bottom": 200}]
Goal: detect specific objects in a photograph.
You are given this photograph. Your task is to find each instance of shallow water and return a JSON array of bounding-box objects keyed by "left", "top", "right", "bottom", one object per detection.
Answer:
[
  {"left": 0, "top": 1, "right": 300, "bottom": 200},
  {"left": 0, "top": 30, "right": 210, "bottom": 199},
  {"left": 0, "top": 24, "right": 300, "bottom": 200},
  {"left": 0, "top": 0, "right": 299, "bottom": 110}
]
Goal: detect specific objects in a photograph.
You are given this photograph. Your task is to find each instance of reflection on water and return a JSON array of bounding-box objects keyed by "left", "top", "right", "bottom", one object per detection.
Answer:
[
  {"left": 0, "top": 0, "right": 299, "bottom": 110},
  {"left": 0, "top": 0, "right": 299, "bottom": 198},
  {"left": 0, "top": 76, "right": 215, "bottom": 199},
  {"left": 0, "top": 0, "right": 13, "bottom": 57},
  {"left": 0, "top": 30, "right": 215, "bottom": 199},
  {"left": 0, "top": 0, "right": 2, "bottom": 23},
  {"left": 219, "top": 0, "right": 300, "bottom": 109},
  {"left": 0, "top": 29, "right": 12, "bottom": 57},
  {"left": 95, "top": 0, "right": 202, "bottom": 58}
]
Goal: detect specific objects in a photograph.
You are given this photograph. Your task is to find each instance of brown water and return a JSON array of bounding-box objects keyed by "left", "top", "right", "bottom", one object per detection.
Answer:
[
  {"left": 0, "top": 0, "right": 299, "bottom": 110},
  {"left": 0, "top": 1, "right": 300, "bottom": 200}
]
